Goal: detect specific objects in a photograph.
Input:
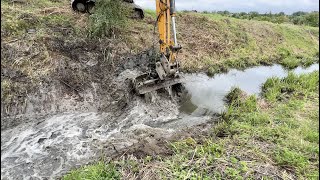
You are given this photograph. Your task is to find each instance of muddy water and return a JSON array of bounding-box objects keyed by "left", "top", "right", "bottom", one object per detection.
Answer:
[
  {"left": 1, "top": 64, "right": 318, "bottom": 179},
  {"left": 1, "top": 99, "right": 180, "bottom": 179},
  {"left": 1, "top": 71, "right": 193, "bottom": 180},
  {"left": 1, "top": 113, "right": 111, "bottom": 179},
  {"left": 180, "top": 64, "right": 319, "bottom": 114}
]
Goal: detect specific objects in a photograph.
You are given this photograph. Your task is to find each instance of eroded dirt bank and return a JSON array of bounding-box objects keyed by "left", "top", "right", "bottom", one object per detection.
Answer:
[{"left": 1, "top": 35, "right": 155, "bottom": 130}]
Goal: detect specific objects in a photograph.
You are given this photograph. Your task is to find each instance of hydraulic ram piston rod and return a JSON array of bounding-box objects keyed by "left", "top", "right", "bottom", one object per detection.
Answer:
[
  {"left": 172, "top": 17, "right": 178, "bottom": 45},
  {"left": 170, "top": 0, "right": 178, "bottom": 45}
]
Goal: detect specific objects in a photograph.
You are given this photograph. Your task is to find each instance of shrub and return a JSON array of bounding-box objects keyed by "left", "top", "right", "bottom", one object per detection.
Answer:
[{"left": 88, "top": 0, "right": 131, "bottom": 38}]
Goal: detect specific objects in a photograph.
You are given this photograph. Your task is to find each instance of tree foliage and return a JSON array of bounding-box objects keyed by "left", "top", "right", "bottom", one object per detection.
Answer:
[{"left": 210, "top": 11, "right": 319, "bottom": 27}]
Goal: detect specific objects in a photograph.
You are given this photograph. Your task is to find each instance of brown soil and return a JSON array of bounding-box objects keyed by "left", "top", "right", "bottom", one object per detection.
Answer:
[
  {"left": 112, "top": 122, "right": 214, "bottom": 159},
  {"left": 1, "top": 30, "right": 159, "bottom": 130}
]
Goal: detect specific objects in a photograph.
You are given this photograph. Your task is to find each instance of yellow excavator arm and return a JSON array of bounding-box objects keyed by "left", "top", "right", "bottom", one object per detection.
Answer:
[
  {"left": 134, "top": 0, "right": 182, "bottom": 94},
  {"left": 157, "top": 0, "right": 176, "bottom": 54},
  {"left": 155, "top": 0, "right": 182, "bottom": 80}
]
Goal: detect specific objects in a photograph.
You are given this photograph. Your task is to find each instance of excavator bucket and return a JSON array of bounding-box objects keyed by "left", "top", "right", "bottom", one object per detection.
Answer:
[
  {"left": 133, "top": 73, "right": 181, "bottom": 95},
  {"left": 132, "top": 52, "right": 182, "bottom": 95}
]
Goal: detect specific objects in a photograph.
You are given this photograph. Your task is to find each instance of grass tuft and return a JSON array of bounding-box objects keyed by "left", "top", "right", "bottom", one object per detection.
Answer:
[
  {"left": 262, "top": 71, "right": 319, "bottom": 102},
  {"left": 63, "top": 162, "right": 121, "bottom": 180}
]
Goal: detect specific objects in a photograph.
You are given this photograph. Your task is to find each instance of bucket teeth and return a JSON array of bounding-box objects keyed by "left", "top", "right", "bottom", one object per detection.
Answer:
[{"left": 133, "top": 76, "right": 181, "bottom": 95}]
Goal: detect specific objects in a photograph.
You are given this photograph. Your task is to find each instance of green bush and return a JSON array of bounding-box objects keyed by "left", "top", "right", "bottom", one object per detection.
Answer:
[
  {"left": 88, "top": 0, "right": 131, "bottom": 38},
  {"left": 305, "top": 12, "right": 319, "bottom": 27},
  {"left": 213, "top": 11, "right": 319, "bottom": 27}
]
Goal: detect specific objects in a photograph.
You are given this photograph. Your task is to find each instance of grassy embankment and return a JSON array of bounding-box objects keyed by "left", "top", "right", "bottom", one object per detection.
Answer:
[
  {"left": 178, "top": 12, "right": 319, "bottom": 75},
  {"left": 1, "top": 0, "right": 319, "bottom": 79},
  {"left": 64, "top": 71, "right": 319, "bottom": 179},
  {"left": 142, "top": 10, "right": 319, "bottom": 75}
]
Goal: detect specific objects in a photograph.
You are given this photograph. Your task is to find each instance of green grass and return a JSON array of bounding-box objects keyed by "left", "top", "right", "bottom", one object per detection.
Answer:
[
  {"left": 63, "top": 162, "right": 120, "bottom": 180},
  {"left": 1, "top": 0, "right": 86, "bottom": 104},
  {"left": 144, "top": 9, "right": 157, "bottom": 18},
  {"left": 1, "top": 0, "right": 80, "bottom": 37},
  {"left": 63, "top": 71, "right": 319, "bottom": 179},
  {"left": 262, "top": 72, "right": 319, "bottom": 102}
]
